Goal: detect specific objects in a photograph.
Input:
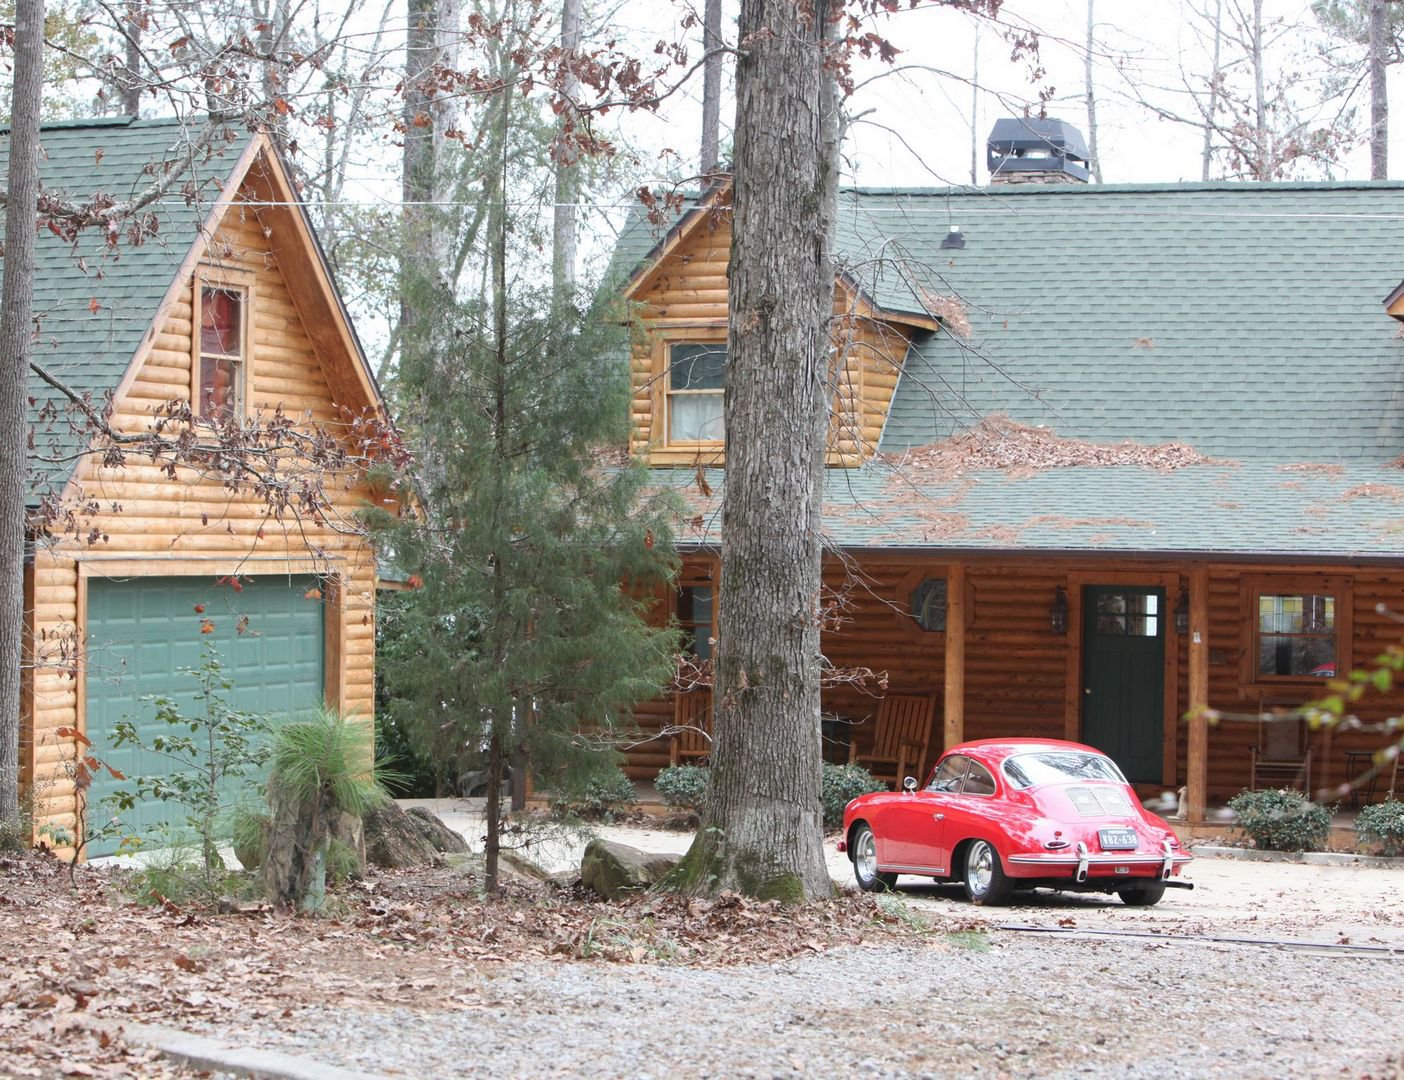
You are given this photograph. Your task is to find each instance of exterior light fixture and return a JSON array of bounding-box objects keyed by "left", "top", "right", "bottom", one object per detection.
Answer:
[
  {"left": 1049, "top": 586, "right": 1069, "bottom": 635},
  {"left": 1175, "top": 586, "right": 1190, "bottom": 635}
]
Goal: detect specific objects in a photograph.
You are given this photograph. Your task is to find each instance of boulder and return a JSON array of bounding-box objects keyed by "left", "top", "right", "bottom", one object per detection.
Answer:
[
  {"left": 579, "top": 839, "right": 680, "bottom": 899},
  {"left": 363, "top": 802, "right": 439, "bottom": 868},
  {"left": 406, "top": 806, "right": 470, "bottom": 854}
]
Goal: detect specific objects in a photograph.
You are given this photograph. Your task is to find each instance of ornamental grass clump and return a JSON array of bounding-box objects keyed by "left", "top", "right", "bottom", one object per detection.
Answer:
[
  {"left": 654, "top": 765, "right": 710, "bottom": 811},
  {"left": 821, "top": 763, "right": 886, "bottom": 829},
  {"left": 1227, "top": 788, "right": 1333, "bottom": 852},
  {"left": 1356, "top": 799, "right": 1404, "bottom": 857},
  {"left": 260, "top": 709, "right": 390, "bottom": 912}
]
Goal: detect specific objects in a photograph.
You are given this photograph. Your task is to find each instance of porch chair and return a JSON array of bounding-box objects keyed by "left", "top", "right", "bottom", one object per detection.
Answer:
[
  {"left": 670, "top": 690, "right": 713, "bottom": 766},
  {"left": 849, "top": 692, "right": 937, "bottom": 788},
  {"left": 1250, "top": 696, "right": 1313, "bottom": 793}
]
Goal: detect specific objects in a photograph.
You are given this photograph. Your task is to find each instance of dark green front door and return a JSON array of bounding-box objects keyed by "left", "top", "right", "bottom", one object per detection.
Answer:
[
  {"left": 84, "top": 575, "right": 325, "bottom": 856},
  {"left": 1081, "top": 585, "right": 1164, "bottom": 783}
]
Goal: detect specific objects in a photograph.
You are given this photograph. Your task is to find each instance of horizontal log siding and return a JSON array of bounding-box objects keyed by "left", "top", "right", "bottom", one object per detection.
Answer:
[
  {"left": 622, "top": 555, "right": 1404, "bottom": 801},
  {"left": 628, "top": 213, "right": 918, "bottom": 466},
  {"left": 26, "top": 190, "right": 379, "bottom": 858}
]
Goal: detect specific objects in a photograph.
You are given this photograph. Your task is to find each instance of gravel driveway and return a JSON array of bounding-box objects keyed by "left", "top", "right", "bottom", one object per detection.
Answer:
[{"left": 192, "top": 807, "right": 1404, "bottom": 1079}]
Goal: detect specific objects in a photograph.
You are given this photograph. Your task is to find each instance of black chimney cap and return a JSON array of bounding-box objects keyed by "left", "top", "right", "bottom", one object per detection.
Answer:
[{"left": 987, "top": 118, "right": 1091, "bottom": 182}]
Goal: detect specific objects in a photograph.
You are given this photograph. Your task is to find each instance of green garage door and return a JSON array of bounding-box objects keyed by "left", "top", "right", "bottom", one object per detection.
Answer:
[{"left": 84, "top": 575, "right": 324, "bottom": 856}]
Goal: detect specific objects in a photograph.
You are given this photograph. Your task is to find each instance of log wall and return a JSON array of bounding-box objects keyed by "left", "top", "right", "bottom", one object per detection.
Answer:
[
  {"left": 624, "top": 553, "right": 1404, "bottom": 802},
  {"left": 23, "top": 176, "right": 380, "bottom": 859}
]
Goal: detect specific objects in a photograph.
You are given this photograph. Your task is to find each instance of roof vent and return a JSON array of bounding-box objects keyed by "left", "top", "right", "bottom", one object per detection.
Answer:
[
  {"left": 940, "top": 225, "right": 965, "bottom": 250},
  {"left": 987, "top": 118, "right": 1091, "bottom": 185}
]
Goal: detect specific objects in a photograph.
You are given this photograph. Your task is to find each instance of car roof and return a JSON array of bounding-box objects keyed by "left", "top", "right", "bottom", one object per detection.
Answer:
[{"left": 942, "top": 738, "right": 1106, "bottom": 765}]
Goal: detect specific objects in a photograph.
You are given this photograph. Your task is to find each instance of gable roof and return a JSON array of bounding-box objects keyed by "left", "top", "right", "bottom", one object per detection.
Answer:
[{"left": 4, "top": 116, "right": 381, "bottom": 502}]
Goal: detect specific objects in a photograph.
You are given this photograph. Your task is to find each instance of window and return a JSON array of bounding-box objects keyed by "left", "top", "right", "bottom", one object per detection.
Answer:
[
  {"left": 666, "top": 342, "right": 725, "bottom": 443},
  {"left": 197, "top": 285, "right": 246, "bottom": 421},
  {"left": 1257, "top": 593, "right": 1336, "bottom": 678},
  {"left": 927, "top": 754, "right": 969, "bottom": 793},
  {"left": 909, "top": 577, "right": 947, "bottom": 633},
  {"left": 1093, "top": 590, "right": 1160, "bottom": 637},
  {"left": 676, "top": 585, "right": 714, "bottom": 660}
]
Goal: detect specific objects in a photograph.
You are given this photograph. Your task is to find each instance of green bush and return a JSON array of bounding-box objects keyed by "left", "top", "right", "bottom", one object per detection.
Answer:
[
  {"left": 1227, "top": 788, "right": 1333, "bottom": 851},
  {"left": 822, "top": 763, "right": 886, "bottom": 829},
  {"left": 655, "top": 765, "right": 710, "bottom": 810},
  {"left": 550, "top": 769, "right": 637, "bottom": 821},
  {"left": 1356, "top": 799, "right": 1404, "bottom": 857}
]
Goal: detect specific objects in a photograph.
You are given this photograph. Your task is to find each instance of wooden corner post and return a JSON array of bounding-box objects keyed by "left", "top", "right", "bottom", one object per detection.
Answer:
[
  {"left": 1186, "top": 566, "right": 1210, "bottom": 823},
  {"left": 943, "top": 562, "right": 965, "bottom": 751}
]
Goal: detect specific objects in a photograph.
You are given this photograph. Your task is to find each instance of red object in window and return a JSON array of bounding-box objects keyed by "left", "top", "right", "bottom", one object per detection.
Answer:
[{"left": 201, "top": 288, "right": 241, "bottom": 355}]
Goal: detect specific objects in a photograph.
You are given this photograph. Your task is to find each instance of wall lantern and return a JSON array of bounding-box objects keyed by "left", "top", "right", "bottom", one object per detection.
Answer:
[
  {"left": 1175, "top": 586, "right": 1190, "bottom": 635},
  {"left": 1049, "top": 586, "right": 1069, "bottom": 635}
]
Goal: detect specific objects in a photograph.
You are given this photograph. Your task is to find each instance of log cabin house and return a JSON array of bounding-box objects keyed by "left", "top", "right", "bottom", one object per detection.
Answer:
[
  {"left": 11, "top": 118, "right": 387, "bottom": 856},
  {"left": 609, "top": 122, "right": 1404, "bottom": 823}
]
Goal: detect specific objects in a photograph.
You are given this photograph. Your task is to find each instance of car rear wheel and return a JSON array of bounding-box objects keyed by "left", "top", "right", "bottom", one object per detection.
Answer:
[
  {"left": 1119, "top": 882, "right": 1167, "bottom": 907},
  {"left": 851, "top": 824, "right": 897, "bottom": 892},
  {"left": 963, "top": 839, "right": 1012, "bottom": 906}
]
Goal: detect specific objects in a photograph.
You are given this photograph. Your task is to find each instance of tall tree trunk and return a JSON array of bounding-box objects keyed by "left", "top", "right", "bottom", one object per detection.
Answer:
[
  {"left": 1201, "top": 0, "right": 1223, "bottom": 180},
  {"left": 551, "top": 0, "right": 582, "bottom": 299},
  {"left": 1370, "top": 0, "right": 1389, "bottom": 179},
  {"left": 699, "top": 0, "right": 723, "bottom": 177},
  {"left": 671, "top": 0, "right": 834, "bottom": 902},
  {"left": 122, "top": 2, "right": 143, "bottom": 116},
  {"left": 0, "top": 0, "right": 44, "bottom": 830},
  {"left": 1084, "top": 0, "right": 1103, "bottom": 182},
  {"left": 1251, "top": 0, "right": 1267, "bottom": 178}
]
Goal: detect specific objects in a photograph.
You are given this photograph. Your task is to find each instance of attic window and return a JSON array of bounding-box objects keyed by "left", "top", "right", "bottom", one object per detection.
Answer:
[
  {"left": 197, "top": 286, "right": 246, "bottom": 422},
  {"left": 667, "top": 342, "right": 726, "bottom": 443}
]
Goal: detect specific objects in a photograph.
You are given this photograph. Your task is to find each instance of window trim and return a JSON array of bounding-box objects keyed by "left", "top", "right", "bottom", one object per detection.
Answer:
[
  {"left": 651, "top": 328, "right": 727, "bottom": 453},
  {"left": 675, "top": 580, "right": 716, "bottom": 661},
  {"left": 1239, "top": 574, "right": 1352, "bottom": 689},
  {"left": 191, "top": 271, "right": 255, "bottom": 423}
]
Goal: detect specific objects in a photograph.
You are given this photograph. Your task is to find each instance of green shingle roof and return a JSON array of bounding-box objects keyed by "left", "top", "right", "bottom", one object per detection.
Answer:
[
  {"left": 613, "top": 179, "right": 1404, "bottom": 559},
  {"left": 4, "top": 117, "right": 244, "bottom": 499}
]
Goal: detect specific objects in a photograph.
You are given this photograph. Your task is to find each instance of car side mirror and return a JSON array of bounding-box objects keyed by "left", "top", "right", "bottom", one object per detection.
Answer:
[{"left": 902, "top": 776, "right": 918, "bottom": 793}]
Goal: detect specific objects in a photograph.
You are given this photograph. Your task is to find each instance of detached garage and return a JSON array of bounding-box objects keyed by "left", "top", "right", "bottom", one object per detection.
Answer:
[{"left": 82, "top": 575, "right": 327, "bottom": 855}]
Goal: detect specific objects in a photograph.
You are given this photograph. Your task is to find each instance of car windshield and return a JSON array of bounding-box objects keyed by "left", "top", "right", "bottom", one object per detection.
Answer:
[{"left": 1002, "top": 751, "right": 1126, "bottom": 789}]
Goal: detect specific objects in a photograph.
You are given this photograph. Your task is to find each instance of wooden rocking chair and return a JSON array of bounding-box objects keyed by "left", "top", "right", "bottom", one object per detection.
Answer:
[
  {"left": 1250, "top": 696, "right": 1312, "bottom": 793},
  {"left": 850, "top": 692, "right": 937, "bottom": 788},
  {"left": 670, "top": 690, "right": 713, "bottom": 766}
]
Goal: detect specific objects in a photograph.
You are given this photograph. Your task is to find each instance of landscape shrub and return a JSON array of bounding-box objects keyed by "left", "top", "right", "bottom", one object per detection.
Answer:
[
  {"left": 822, "top": 763, "right": 886, "bottom": 829},
  {"left": 550, "top": 769, "right": 637, "bottom": 821},
  {"left": 654, "top": 765, "right": 709, "bottom": 810},
  {"left": 1356, "top": 799, "right": 1404, "bottom": 857},
  {"left": 1227, "top": 788, "right": 1332, "bottom": 851}
]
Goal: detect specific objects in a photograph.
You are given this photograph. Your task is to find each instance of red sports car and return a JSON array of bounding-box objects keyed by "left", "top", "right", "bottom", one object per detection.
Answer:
[{"left": 838, "top": 738, "right": 1193, "bottom": 906}]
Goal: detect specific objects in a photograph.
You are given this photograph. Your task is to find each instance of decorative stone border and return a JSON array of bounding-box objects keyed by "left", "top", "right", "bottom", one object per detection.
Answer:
[{"left": 1191, "top": 844, "right": 1404, "bottom": 870}]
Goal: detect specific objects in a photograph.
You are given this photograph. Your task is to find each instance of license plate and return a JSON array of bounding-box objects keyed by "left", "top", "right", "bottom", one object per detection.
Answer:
[{"left": 1099, "top": 828, "right": 1138, "bottom": 851}]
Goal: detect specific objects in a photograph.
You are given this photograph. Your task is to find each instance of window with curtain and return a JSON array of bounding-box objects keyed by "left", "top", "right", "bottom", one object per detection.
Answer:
[
  {"left": 666, "top": 342, "right": 725, "bottom": 443},
  {"left": 198, "top": 286, "right": 246, "bottom": 421}
]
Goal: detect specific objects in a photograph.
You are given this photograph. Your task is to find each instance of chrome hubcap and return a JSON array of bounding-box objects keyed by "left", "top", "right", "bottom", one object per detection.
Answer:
[
  {"left": 969, "top": 843, "right": 993, "bottom": 895},
  {"left": 856, "top": 830, "right": 877, "bottom": 884}
]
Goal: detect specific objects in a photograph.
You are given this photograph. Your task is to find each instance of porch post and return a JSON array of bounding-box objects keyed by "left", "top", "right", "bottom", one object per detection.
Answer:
[
  {"left": 944, "top": 562, "right": 965, "bottom": 750},
  {"left": 1186, "top": 566, "right": 1210, "bottom": 823}
]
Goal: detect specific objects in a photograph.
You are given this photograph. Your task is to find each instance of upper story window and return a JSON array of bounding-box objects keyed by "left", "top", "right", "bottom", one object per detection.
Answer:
[
  {"left": 197, "top": 285, "right": 247, "bottom": 422},
  {"left": 666, "top": 342, "right": 726, "bottom": 444}
]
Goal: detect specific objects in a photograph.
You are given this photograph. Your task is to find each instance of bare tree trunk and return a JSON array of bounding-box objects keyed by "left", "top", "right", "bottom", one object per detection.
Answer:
[
  {"left": 671, "top": 0, "right": 834, "bottom": 902},
  {"left": 122, "top": 2, "right": 143, "bottom": 116},
  {"left": 969, "top": 24, "right": 980, "bottom": 185},
  {"left": 0, "top": 0, "right": 44, "bottom": 830},
  {"left": 1251, "top": 0, "right": 1267, "bottom": 178},
  {"left": 1370, "top": 0, "right": 1389, "bottom": 179},
  {"left": 1201, "top": 0, "right": 1223, "bottom": 180},
  {"left": 1084, "top": 0, "right": 1103, "bottom": 182},
  {"left": 699, "top": 0, "right": 723, "bottom": 177},
  {"left": 552, "top": 0, "right": 582, "bottom": 298}
]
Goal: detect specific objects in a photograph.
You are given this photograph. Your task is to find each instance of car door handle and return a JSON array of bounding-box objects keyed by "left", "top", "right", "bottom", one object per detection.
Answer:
[{"left": 933, "top": 813, "right": 944, "bottom": 822}]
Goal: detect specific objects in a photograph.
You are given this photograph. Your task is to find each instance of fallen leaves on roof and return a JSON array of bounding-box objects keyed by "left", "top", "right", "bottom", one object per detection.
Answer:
[{"left": 883, "top": 415, "right": 1215, "bottom": 478}]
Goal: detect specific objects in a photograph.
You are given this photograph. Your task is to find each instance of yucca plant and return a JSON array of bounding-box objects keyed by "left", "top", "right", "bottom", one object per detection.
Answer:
[{"left": 260, "top": 708, "right": 391, "bottom": 912}]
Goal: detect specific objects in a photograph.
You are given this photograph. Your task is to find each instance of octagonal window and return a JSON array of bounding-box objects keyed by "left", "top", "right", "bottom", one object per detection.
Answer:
[{"left": 910, "top": 577, "right": 947, "bottom": 633}]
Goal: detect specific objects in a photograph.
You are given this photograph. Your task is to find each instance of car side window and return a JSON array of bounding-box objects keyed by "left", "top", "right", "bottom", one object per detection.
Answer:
[
  {"left": 962, "top": 761, "right": 997, "bottom": 797},
  {"left": 927, "top": 755, "right": 969, "bottom": 793}
]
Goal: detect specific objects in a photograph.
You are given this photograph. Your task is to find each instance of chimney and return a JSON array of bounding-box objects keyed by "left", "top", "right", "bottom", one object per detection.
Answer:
[{"left": 987, "top": 118, "right": 1091, "bottom": 185}]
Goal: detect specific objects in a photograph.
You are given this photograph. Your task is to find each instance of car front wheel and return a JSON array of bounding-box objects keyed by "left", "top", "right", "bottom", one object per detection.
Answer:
[
  {"left": 851, "top": 823, "right": 898, "bottom": 892},
  {"left": 1119, "top": 882, "right": 1167, "bottom": 907},
  {"left": 962, "top": 839, "right": 1012, "bottom": 906}
]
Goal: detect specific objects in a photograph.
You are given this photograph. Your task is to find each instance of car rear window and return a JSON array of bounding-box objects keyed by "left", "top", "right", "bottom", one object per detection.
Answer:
[{"left": 1002, "top": 751, "right": 1126, "bottom": 789}]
